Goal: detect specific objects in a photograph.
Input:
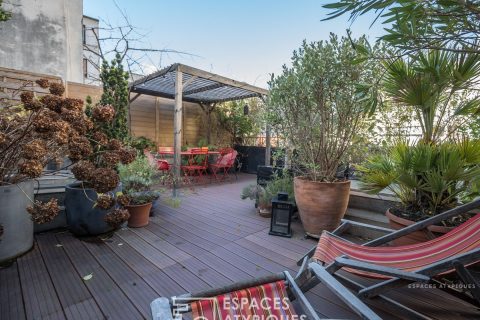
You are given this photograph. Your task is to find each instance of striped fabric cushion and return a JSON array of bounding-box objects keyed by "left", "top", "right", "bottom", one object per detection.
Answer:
[
  {"left": 191, "top": 281, "right": 297, "bottom": 320},
  {"left": 313, "top": 214, "right": 480, "bottom": 279}
]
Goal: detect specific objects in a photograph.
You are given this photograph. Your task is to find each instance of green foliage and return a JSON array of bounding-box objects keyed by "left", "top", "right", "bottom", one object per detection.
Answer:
[
  {"left": 323, "top": 0, "right": 480, "bottom": 55},
  {"left": 118, "top": 156, "right": 156, "bottom": 193},
  {"left": 241, "top": 173, "right": 295, "bottom": 207},
  {"left": 358, "top": 140, "right": 480, "bottom": 217},
  {"left": 215, "top": 99, "right": 262, "bottom": 145},
  {"left": 0, "top": 0, "right": 11, "bottom": 22},
  {"left": 267, "top": 34, "right": 382, "bottom": 181},
  {"left": 127, "top": 191, "right": 160, "bottom": 205},
  {"left": 99, "top": 53, "right": 130, "bottom": 141},
  {"left": 380, "top": 50, "right": 480, "bottom": 143},
  {"left": 264, "top": 174, "right": 295, "bottom": 206},
  {"left": 129, "top": 136, "right": 156, "bottom": 152}
]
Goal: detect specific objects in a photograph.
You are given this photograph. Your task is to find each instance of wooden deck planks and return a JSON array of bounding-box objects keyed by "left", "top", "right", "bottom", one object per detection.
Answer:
[
  {"left": 16, "top": 243, "right": 65, "bottom": 320},
  {"left": 36, "top": 234, "right": 104, "bottom": 320},
  {"left": 0, "top": 262, "right": 25, "bottom": 320},
  {"left": 56, "top": 234, "right": 144, "bottom": 320},
  {"left": 1, "top": 174, "right": 479, "bottom": 319}
]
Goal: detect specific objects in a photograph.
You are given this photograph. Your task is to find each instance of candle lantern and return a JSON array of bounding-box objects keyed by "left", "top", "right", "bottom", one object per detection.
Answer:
[{"left": 269, "top": 192, "right": 294, "bottom": 237}]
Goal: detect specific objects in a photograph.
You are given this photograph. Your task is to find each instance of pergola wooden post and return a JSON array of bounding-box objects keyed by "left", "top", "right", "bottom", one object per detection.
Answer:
[{"left": 173, "top": 69, "right": 183, "bottom": 196}]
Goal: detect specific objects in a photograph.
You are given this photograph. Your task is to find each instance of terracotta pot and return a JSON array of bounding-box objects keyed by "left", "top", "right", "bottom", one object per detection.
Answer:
[
  {"left": 386, "top": 209, "right": 452, "bottom": 245},
  {"left": 294, "top": 177, "right": 350, "bottom": 238},
  {"left": 126, "top": 202, "right": 152, "bottom": 228},
  {"left": 258, "top": 205, "right": 272, "bottom": 218}
]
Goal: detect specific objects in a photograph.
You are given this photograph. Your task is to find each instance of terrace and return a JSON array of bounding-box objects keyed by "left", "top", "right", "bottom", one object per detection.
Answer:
[{"left": 1, "top": 175, "right": 478, "bottom": 320}]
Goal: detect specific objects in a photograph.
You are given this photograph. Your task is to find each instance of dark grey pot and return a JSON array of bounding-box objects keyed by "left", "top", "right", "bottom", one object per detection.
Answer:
[
  {"left": 65, "top": 182, "right": 122, "bottom": 236},
  {"left": 0, "top": 180, "right": 34, "bottom": 263}
]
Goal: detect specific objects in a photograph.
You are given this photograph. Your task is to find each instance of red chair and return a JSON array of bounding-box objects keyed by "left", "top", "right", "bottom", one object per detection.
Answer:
[
  {"left": 144, "top": 150, "right": 170, "bottom": 172},
  {"left": 209, "top": 150, "right": 237, "bottom": 182},
  {"left": 181, "top": 148, "right": 208, "bottom": 183}
]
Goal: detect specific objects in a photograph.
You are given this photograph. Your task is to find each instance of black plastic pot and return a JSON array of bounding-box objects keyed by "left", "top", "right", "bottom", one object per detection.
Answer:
[{"left": 65, "top": 182, "right": 122, "bottom": 236}]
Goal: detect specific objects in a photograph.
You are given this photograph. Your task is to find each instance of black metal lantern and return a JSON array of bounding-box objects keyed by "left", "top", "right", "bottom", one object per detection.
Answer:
[{"left": 269, "top": 192, "right": 294, "bottom": 238}]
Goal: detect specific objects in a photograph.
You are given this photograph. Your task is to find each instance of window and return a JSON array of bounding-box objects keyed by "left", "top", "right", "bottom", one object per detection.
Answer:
[
  {"left": 82, "top": 24, "right": 86, "bottom": 44},
  {"left": 83, "top": 58, "right": 88, "bottom": 79}
]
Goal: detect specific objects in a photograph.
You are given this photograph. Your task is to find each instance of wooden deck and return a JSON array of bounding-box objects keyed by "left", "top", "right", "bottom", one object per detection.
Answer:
[{"left": 1, "top": 174, "right": 479, "bottom": 319}]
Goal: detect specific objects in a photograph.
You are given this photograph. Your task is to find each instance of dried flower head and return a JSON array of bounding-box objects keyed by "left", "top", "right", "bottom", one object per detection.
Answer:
[
  {"left": 62, "top": 98, "right": 83, "bottom": 111},
  {"left": 102, "top": 151, "right": 121, "bottom": 168},
  {"left": 19, "top": 159, "right": 43, "bottom": 178},
  {"left": 49, "top": 82, "right": 65, "bottom": 96},
  {"left": 116, "top": 194, "right": 131, "bottom": 206},
  {"left": 71, "top": 160, "right": 95, "bottom": 181},
  {"left": 91, "top": 131, "right": 108, "bottom": 145},
  {"left": 33, "top": 109, "right": 60, "bottom": 132},
  {"left": 22, "top": 140, "right": 47, "bottom": 160},
  {"left": 27, "top": 199, "right": 59, "bottom": 224},
  {"left": 68, "top": 135, "right": 93, "bottom": 161},
  {"left": 91, "top": 167, "right": 119, "bottom": 193},
  {"left": 20, "top": 91, "right": 34, "bottom": 104},
  {"left": 40, "top": 95, "right": 63, "bottom": 113},
  {"left": 118, "top": 148, "right": 136, "bottom": 164},
  {"left": 96, "top": 194, "right": 115, "bottom": 210},
  {"left": 35, "top": 78, "right": 50, "bottom": 88},
  {"left": 92, "top": 104, "right": 115, "bottom": 123},
  {"left": 104, "top": 208, "right": 130, "bottom": 228},
  {"left": 0, "top": 132, "right": 6, "bottom": 145},
  {"left": 24, "top": 99, "right": 43, "bottom": 111},
  {"left": 52, "top": 120, "right": 70, "bottom": 145},
  {"left": 107, "top": 139, "right": 122, "bottom": 151},
  {"left": 60, "top": 108, "right": 82, "bottom": 123}
]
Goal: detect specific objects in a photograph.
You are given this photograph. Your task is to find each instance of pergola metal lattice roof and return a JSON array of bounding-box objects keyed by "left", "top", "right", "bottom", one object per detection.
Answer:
[{"left": 129, "top": 63, "right": 269, "bottom": 104}]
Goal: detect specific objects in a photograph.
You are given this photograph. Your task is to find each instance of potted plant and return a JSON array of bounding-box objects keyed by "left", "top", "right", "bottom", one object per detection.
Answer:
[
  {"left": 64, "top": 102, "right": 136, "bottom": 236},
  {"left": 241, "top": 184, "right": 271, "bottom": 217},
  {"left": 267, "top": 35, "right": 378, "bottom": 237},
  {"left": 358, "top": 50, "right": 480, "bottom": 244},
  {"left": 64, "top": 56, "right": 137, "bottom": 236},
  {"left": 0, "top": 79, "right": 86, "bottom": 262},
  {"left": 118, "top": 156, "right": 159, "bottom": 227}
]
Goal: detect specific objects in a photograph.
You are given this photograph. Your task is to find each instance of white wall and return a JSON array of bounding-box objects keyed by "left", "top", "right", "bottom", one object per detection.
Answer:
[
  {"left": 82, "top": 15, "right": 100, "bottom": 85},
  {"left": 0, "top": 0, "right": 83, "bottom": 82}
]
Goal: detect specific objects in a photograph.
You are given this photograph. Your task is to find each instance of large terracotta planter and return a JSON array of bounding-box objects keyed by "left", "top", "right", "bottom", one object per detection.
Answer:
[
  {"left": 386, "top": 209, "right": 452, "bottom": 246},
  {"left": 126, "top": 203, "right": 152, "bottom": 228},
  {"left": 0, "top": 181, "right": 34, "bottom": 263},
  {"left": 294, "top": 177, "right": 350, "bottom": 238}
]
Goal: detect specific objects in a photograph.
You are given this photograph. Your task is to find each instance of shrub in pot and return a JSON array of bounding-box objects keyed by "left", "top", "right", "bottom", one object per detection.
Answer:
[
  {"left": 241, "top": 184, "right": 271, "bottom": 217},
  {"left": 0, "top": 79, "right": 86, "bottom": 262},
  {"left": 358, "top": 50, "right": 480, "bottom": 244},
  {"left": 267, "top": 35, "right": 379, "bottom": 237},
  {"left": 118, "top": 156, "right": 159, "bottom": 227},
  {"left": 359, "top": 140, "right": 480, "bottom": 244}
]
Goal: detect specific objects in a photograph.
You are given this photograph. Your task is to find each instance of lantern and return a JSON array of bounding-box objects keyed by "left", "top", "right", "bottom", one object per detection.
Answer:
[
  {"left": 269, "top": 192, "right": 294, "bottom": 237},
  {"left": 243, "top": 104, "right": 249, "bottom": 115}
]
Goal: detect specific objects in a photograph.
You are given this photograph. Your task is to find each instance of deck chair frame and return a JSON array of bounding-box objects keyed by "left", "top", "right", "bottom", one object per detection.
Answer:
[
  {"left": 151, "top": 270, "right": 381, "bottom": 320},
  {"left": 295, "top": 198, "right": 480, "bottom": 319}
]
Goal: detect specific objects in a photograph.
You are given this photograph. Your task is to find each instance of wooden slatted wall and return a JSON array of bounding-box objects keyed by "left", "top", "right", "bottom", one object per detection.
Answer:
[{"left": 129, "top": 95, "right": 206, "bottom": 147}]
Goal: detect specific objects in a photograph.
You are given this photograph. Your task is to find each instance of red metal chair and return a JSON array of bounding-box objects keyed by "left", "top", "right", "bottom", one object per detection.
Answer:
[
  {"left": 209, "top": 150, "right": 237, "bottom": 182},
  {"left": 144, "top": 150, "right": 170, "bottom": 172},
  {"left": 181, "top": 148, "right": 208, "bottom": 183}
]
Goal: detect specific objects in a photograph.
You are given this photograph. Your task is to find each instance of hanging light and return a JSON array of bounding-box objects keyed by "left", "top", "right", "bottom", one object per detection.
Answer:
[{"left": 243, "top": 104, "right": 249, "bottom": 115}]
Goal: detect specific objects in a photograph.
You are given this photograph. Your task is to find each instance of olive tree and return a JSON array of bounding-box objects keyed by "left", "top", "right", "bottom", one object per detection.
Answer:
[{"left": 267, "top": 34, "right": 381, "bottom": 181}]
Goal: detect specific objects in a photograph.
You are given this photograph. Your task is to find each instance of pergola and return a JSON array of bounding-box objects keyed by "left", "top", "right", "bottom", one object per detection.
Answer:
[{"left": 128, "top": 63, "right": 269, "bottom": 193}]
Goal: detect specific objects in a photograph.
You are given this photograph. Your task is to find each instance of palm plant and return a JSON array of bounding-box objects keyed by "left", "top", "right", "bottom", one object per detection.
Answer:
[
  {"left": 359, "top": 140, "right": 480, "bottom": 219},
  {"left": 381, "top": 50, "right": 480, "bottom": 144}
]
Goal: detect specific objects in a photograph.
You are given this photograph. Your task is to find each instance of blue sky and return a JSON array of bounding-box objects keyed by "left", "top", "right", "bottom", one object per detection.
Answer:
[{"left": 84, "top": 0, "right": 384, "bottom": 88}]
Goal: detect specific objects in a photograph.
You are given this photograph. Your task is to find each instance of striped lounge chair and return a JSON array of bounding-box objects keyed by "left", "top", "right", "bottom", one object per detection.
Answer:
[
  {"left": 151, "top": 271, "right": 381, "bottom": 320},
  {"left": 296, "top": 198, "right": 480, "bottom": 319}
]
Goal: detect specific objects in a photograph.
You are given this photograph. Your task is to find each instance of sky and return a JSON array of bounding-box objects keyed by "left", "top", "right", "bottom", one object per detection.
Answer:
[{"left": 83, "top": 0, "right": 385, "bottom": 88}]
